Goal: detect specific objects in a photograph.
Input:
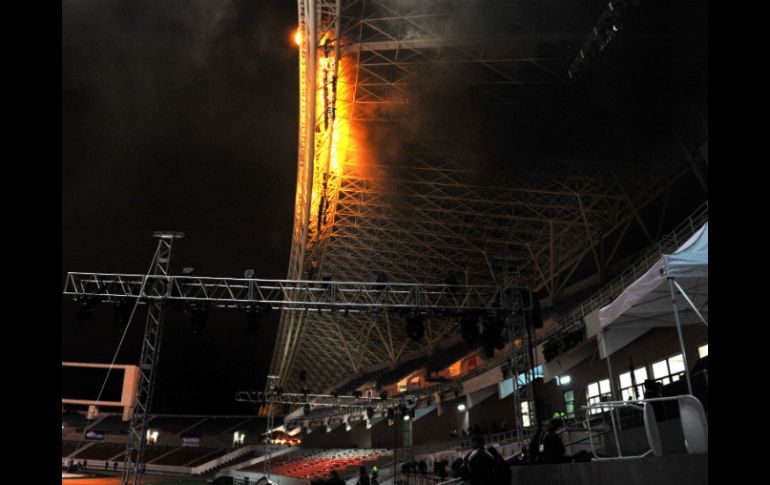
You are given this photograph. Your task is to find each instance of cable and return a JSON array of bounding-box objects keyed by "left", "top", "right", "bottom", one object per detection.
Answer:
[{"left": 67, "top": 244, "right": 162, "bottom": 454}]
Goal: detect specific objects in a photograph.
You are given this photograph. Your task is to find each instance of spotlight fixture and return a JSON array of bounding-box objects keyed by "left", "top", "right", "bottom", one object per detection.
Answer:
[
  {"left": 460, "top": 315, "right": 480, "bottom": 342},
  {"left": 345, "top": 422, "right": 352, "bottom": 432},
  {"left": 182, "top": 267, "right": 194, "bottom": 275},
  {"left": 406, "top": 315, "right": 425, "bottom": 342},
  {"left": 244, "top": 304, "right": 262, "bottom": 335},
  {"left": 186, "top": 302, "right": 210, "bottom": 335},
  {"left": 457, "top": 403, "right": 466, "bottom": 412},
  {"left": 113, "top": 299, "right": 133, "bottom": 329},
  {"left": 74, "top": 297, "right": 96, "bottom": 322}
]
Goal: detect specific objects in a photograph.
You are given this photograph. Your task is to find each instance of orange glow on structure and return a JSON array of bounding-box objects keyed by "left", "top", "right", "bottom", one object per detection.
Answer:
[
  {"left": 306, "top": 31, "right": 356, "bottom": 249},
  {"left": 293, "top": 29, "right": 301, "bottom": 47}
]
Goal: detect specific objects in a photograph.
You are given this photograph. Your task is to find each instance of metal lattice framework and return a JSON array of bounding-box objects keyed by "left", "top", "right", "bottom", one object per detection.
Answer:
[
  {"left": 63, "top": 274, "right": 514, "bottom": 314},
  {"left": 273, "top": 0, "right": 699, "bottom": 395},
  {"left": 120, "top": 232, "right": 184, "bottom": 485}
]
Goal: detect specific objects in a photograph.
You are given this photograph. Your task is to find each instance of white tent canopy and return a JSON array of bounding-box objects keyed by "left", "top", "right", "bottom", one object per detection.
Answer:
[{"left": 598, "top": 223, "right": 708, "bottom": 360}]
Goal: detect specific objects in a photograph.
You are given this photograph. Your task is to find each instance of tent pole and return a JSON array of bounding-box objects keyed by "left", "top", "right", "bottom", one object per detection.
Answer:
[
  {"left": 600, "top": 330, "right": 623, "bottom": 455},
  {"left": 667, "top": 278, "right": 693, "bottom": 395},
  {"left": 672, "top": 280, "right": 708, "bottom": 327}
]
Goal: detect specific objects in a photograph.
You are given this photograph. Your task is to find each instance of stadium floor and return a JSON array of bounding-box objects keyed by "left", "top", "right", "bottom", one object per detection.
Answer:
[{"left": 61, "top": 476, "right": 207, "bottom": 485}]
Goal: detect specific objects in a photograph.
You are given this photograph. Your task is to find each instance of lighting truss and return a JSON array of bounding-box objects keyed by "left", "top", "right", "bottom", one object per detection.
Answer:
[{"left": 64, "top": 273, "right": 518, "bottom": 314}]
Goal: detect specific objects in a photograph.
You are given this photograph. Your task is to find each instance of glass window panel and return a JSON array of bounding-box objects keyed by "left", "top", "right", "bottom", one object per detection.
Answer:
[
  {"left": 661, "top": 377, "right": 670, "bottom": 386},
  {"left": 619, "top": 372, "right": 632, "bottom": 389},
  {"left": 599, "top": 379, "right": 611, "bottom": 395},
  {"left": 587, "top": 383, "right": 599, "bottom": 398},
  {"left": 668, "top": 354, "right": 685, "bottom": 374},
  {"left": 621, "top": 389, "right": 633, "bottom": 400},
  {"left": 652, "top": 360, "right": 669, "bottom": 379},
  {"left": 698, "top": 344, "right": 708, "bottom": 358},
  {"left": 634, "top": 368, "right": 648, "bottom": 383}
]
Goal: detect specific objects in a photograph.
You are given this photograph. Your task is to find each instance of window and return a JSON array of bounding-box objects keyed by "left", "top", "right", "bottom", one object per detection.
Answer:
[
  {"left": 618, "top": 367, "right": 648, "bottom": 401},
  {"left": 563, "top": 390, "right": 575, "bottom": 418},
  {"left": 652, "top": 354, "right": 686, "bottom": 385},
  {"left": 586, "top": 379, "right": 612, "bottom": 414},
  {"left": 698, "top": 344, "right": 708, "bottom": 358},
  {"left": 521, "top": 401, "right": 533, "bottom": 428}
]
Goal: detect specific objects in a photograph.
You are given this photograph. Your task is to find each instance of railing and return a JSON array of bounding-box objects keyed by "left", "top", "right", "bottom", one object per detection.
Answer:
[
  {"left": 582, "top": 394, "right": 708, "bottom": 459},
  {"left": 537, "top": 201, "right": 708, "bottom": 345}
]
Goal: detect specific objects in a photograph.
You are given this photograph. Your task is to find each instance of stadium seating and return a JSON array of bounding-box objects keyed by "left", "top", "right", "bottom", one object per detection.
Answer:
[{"left": 245, "top": 448, "right": 390, "bottom": 480}]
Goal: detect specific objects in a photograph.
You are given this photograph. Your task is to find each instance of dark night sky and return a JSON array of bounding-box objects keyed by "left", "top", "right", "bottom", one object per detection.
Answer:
[{"left": 62, "top": 0, "right": 298, "bottom": 414}]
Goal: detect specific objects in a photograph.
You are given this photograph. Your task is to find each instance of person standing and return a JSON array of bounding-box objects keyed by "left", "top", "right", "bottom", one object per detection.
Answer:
[{"left": 462, "top": 436, "right": 496, "bottom": 485}]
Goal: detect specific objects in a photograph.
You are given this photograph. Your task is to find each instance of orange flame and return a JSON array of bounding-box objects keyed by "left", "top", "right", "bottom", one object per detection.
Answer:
[{"left": 293, "top": 29, "right": 301, "bottom": 47}]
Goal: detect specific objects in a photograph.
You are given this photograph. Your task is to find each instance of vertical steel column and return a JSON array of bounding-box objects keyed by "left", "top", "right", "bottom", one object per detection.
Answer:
[
  {"left": 262, "top": 375, "right": 280, "bottom": 481},
  {"left": 122, "top": 231, "right": 184, "bottom": 485},
  {"left": 502, "top": 255, "right": 535, "bottom": 446}
]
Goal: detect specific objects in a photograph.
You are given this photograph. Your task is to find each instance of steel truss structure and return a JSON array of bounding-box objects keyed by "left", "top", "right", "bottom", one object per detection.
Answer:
[
  {"left": 120, "top": 232, "right": 184, "bottom": 485},
  {"left": 275, "top": 0, "right": 701, "bottom": 396},
  {"left": 64, "top": 273, "right": 516, "bottom": 314}
]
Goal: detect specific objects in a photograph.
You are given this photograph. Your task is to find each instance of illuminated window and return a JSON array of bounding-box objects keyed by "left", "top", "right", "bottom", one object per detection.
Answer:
[
  {"left": 586, "top": 379, "right": 612, "bottom": 415},
  {"left": 698, "top": 344, "right": 708, "bottom": 358},
  {"left": 652, "top": 354, "right": 686, "bottom": 385},
  {"left": 618, "top": 367, "right": 648, "bottom": 401},
  {"left": 563, "top": 390, "right": 575, "bottom": 418},
  {"left": 521, "top": 401, "right": 533, "bottom": 428}
]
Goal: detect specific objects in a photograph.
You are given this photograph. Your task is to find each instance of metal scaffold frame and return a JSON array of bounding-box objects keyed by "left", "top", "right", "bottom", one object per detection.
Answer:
[{"left": 120, "top": 231, "right": 184, "bottom": 485}]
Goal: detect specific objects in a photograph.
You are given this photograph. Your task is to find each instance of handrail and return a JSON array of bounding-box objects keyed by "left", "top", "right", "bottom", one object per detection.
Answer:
[
  {"left": 582, "top": 394, "right": 708, "bottom": 460},
  {"left": 536, "top": 201, "right": 708, "bottom": 345}
]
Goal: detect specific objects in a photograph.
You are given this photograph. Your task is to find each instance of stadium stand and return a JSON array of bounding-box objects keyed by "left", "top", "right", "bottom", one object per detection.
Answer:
[{"left": 244, "top": 449, "right": 390, "bottom": 480}]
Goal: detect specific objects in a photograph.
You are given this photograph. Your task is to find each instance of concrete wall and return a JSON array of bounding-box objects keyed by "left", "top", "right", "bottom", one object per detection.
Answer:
[
  {"left": 539, "top": 325, "right": 708, "bottom": 417},
  {"left": 509, "top": 453, "right": 707, "bottom": 485}
]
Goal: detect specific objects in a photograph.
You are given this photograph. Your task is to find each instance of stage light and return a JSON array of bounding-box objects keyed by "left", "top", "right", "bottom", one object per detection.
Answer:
[
  {"left": 406, "top": 315, "right": 425, "bottom": 342},
  {"left": 326, "top": 424, "right": 332, "bottom": 433},
  {"left": 113, "top": 299, "right": 133, "bottom": 329},
  {"left": 457, "top": 403, "right": 466, "bottom": 412},
  {"left": 187, "top": 303, "right": 210, "bottom": 335},
  {"left": 74, "top": 297, "right": 96, "bottom": 322},
  {"left": 244, "top": 304, "right": 262, "bottom": 335},
  {"left": 460, "top": 315, "right": 479, "bottom": 342},
  {"left": 345, "top": 422, "right": 352, "bottom": 431},
  {"left": 403, "top": 414, "right": 410, "bottom": 422},
  {"left": 293, "top": 28, "right": 301, "bottom": 46},
  {"left": 366, "top": 420, "right": 372, "bottom": 429}
]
